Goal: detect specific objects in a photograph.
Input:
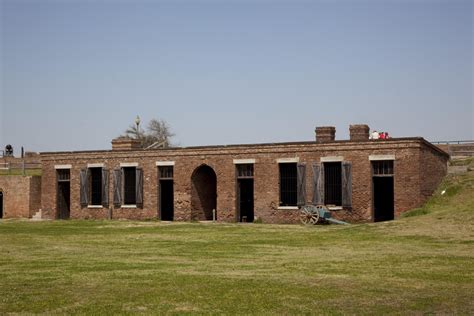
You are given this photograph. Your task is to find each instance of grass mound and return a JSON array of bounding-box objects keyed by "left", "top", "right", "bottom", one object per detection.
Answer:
[{"left": 402, "top": 158, "right": 474, "bottom": 222}]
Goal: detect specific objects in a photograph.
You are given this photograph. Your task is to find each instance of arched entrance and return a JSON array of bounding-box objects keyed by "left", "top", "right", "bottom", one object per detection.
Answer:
[
  {"left": 191, "top": 165, "right": 217, "bottom": 221},
  {"left": 0, "top": 190, "right": 3, "bottom": 219}
]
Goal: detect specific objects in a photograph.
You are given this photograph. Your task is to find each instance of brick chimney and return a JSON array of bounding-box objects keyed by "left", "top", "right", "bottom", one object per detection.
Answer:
[
  {"left": 349, "top": 124, "right": 370, "bottom": 141},
  {"left": 315, "top": 126, "right": 336, "bottom": 143},
  {"left": 111, "top": 137, "right": 141, "bottom": 151}
]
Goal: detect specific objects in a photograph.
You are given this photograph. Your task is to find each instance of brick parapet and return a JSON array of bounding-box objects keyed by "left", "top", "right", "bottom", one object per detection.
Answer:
[{"left": 40, "top": 138, "right": 438, "bottom": 160}]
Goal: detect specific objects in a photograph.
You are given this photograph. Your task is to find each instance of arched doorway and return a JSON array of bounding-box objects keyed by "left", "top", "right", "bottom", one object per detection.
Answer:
[
  {"left": 0, "top": 190, "right": 3, "bottom": 219},
  {"left": 191, "top": 165, "right": 217, "bottom": 221}
]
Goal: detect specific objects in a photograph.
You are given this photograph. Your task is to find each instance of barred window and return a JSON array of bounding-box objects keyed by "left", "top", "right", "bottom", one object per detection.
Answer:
[
  {"left": 123, "top": 167, "right": 137, "bottom": 205},
  {"left": 89, "top": 167, "right": 102, "bottom": 206},
  {"left": 159, "top": 166, "right": 173, "bottom": 179},
  {"left": 237, "top": 164, "right": 254, "bottom": 178},
  {"left": 324, "top": 162, "right": 342, "bottom": 206},
  {"left": 279, "top": 163, "right": 297, "bottom": 206},
  {"left": 372, "top": 160, "right": 394, "bottom": 176},
  {"left": 57, "top": 169, "right": 70, "bottom": 182}
]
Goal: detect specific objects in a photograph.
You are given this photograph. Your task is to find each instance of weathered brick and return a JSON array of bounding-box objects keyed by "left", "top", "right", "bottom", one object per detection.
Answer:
[
  {"left": 38, "top": 137, "right": 448, "bottom": 223},
  {"left": 0, "top": 176, "right": 41, "bottom": 218}
]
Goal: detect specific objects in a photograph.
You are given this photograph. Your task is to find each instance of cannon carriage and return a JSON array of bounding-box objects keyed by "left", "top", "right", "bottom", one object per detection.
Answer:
[{"left": 299, "top": 205, "right": 349, "bottom": 225}]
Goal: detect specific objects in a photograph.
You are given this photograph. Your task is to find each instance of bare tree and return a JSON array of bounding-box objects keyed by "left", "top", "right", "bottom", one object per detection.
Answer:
[
  {"left": 146, "top": 119, "right": 175, "bottom": 147},
  {"left": 121, "top": 117, "right": 176, "bottom": 149}
]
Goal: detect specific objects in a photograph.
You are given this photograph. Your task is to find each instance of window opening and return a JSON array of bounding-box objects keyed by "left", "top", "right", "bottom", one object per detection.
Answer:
[
  {"left": 237, "top": 164, "right": 254, "bottom": 178},
  {"left": 324, "top": 162, "right": 342, "bottom": 206},
  {"left": 279, "top": 163, "right": 297, "bottom": 206},
  {"left": 372, "top": 160, "right": 394, "bottom": 176},
  {"left": 57, "top": 169, "right": 70, "bottom": 182},
  {"left": 123, "top": 167, "right": 136, "bottom": 205},
  {"left": 89, "top": 167, "right": 102, "bottom": 205},
  {"left": 159, "top": 166, "right": 173, "bottom": 179}
]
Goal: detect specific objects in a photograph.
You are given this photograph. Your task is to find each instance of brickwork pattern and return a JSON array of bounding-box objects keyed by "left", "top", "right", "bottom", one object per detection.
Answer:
[
  {"left": 40, "top": 138, "right": 448, "bottom": 223},
  {"left": 420, "top": 146, "right": 448, "bottom": 202},
  {"left": 315, "top": 126, "right": 336, "bottom": 143},
  {"left": 0, "top": 176, "right": 41, "bottom": 218},
  {"left": 349, "top": 124, "right": 370, "bottom": 141}
]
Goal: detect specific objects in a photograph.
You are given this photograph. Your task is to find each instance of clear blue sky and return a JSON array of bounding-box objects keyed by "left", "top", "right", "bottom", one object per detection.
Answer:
[{"left": 1, "top": 0, "right": 472, "bottom": 153}]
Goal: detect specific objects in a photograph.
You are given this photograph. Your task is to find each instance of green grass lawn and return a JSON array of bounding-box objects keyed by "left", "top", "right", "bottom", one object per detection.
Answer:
[
  {"left": 0, "top": 168, "right": 42, "bottom": 176},
  {"left": 1, "top": 169, "right": 473, "bottom": 314}
]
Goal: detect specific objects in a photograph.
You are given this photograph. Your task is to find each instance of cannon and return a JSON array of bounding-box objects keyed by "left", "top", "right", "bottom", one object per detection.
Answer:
[{"left": 299, "top": 205, "right": 349, "bottom": 225}]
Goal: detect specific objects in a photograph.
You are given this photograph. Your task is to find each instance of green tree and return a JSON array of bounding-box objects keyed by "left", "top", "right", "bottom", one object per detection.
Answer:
[{"left": 124, "top": 124, "right": 145, "bottom": 140}]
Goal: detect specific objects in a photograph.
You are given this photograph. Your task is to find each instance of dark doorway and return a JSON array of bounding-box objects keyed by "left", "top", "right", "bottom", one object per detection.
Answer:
[
  {"left": 0, "top": 191, "right": 3, "bottom": 219},
  {"left": 373, "top": 177, "right": 394, "bottom": 222},
  {"left": 160, "top": 180, "right": 174, "bottom": 220},
  {"left": 191, "top": 165, "right": 217, "bottom": 221},
  {"left": 158, "top": 166, "right": 174, "bottom": 221},
  {"left": 57, "top": 169, "right": 71, "bottom": 219},
  {"left": 238, "top": 179, "right": 254, "bottom": 222}
]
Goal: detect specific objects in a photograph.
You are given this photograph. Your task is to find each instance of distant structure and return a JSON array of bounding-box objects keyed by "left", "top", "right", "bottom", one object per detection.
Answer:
[{"left": 4, "top": 145, "right": 13, "bottom": 157}]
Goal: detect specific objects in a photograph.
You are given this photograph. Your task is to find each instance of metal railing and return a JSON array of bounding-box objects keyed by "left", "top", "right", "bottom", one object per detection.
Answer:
[
  {"left": 431, "top": 140, "right": 474, "bottom": 157},
  {"left": 431, "top": 140, "right": 474, "bottom": 145}
]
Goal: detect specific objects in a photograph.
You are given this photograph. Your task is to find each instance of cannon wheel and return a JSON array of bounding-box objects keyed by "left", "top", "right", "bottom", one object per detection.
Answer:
[
  {"left": 310, "top": 210, "right": 320, "bottom": 225},
  {"left": 299, "top": 208, "right": 313, "bottom": 225},
  {"left": 300, "top": 205, "right": 320, "bottom": 225}
]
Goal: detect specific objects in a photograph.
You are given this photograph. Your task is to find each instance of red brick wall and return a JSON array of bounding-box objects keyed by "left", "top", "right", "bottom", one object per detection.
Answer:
[
  {"left": 40, "top": 138, "right": 448, "bottom": 223},
  {"left": 420, "top": 145, "right": 449, "bottom": 202},
  {"left": 0, "top": 176, "right": 41, "bottom": 218},
  {"left": 29, "top": 176, "right": 42, "bottom": 215}
]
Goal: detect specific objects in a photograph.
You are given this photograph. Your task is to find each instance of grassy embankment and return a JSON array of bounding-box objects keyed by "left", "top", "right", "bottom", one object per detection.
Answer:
[
  {"left": 0, "top": 159, "right": 473, "bottom": 314},
  {"left": 0, "top": 169, "right": 42, "bottom": 176}
]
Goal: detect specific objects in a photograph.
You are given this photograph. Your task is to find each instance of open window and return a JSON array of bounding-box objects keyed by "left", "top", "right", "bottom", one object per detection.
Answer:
[
  {"left": 279, "top": 162, "right": 307, "bottom": 207},
  {"left": 90, "top": 168, "right": 103, "bottom": 205},
  {"left": 123, "top": 167, "right": 137, "bottom": 205},
  {"left": 80, "top": 167, "right": 109, "bottom": 207},
  {"left": 324, "top": 162, "right": 342, "bottom": 206},
  {"left": 113, "top": 166, "right": 143, "bottom": 208}
]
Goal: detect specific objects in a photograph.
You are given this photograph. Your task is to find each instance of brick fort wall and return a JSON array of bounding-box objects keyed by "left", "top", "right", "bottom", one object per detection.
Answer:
[
  {"left": 0, "top": 176, "right": 42, "bottom": 218},
  {"left": 40, "top": 138, "right": 448, "bottom": 223}
]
